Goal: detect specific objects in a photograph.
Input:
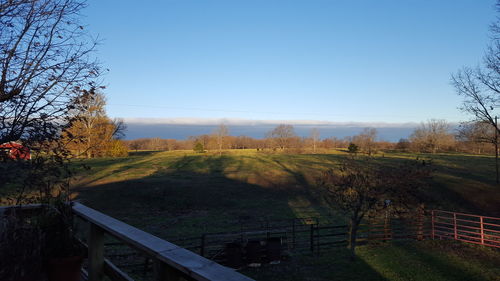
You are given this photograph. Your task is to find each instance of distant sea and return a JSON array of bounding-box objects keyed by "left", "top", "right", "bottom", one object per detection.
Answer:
[{"left": 123, "top": 122, "right": 420, "bottom": 142}]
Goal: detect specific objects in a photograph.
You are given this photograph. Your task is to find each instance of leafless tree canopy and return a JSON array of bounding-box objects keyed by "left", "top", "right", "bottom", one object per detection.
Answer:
[
  {"left": 267, "top": 124, "right": 297, "bottom": 150},
  {"left": 318, "top": 158, "right": 431, "bottom": 257},
  {"left": 213, "top": 123, "right": 228, "bottom": 155},
  {"left": 452, "top": 1, "right": 500, "bottom": 134},
  {"left": 0, "top": 0, "right": 101, "bottom": 144},
  {"left": 410, "top": 119, "right": 454, "bottom": 153},
  {"left": 352, "top": 128, "right": 377, "bottom": 155}
]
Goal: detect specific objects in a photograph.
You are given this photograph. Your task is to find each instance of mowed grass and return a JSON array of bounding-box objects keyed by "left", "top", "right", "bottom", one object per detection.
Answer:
[
  {"left": 71, "top": 149, "right": 500, "bottom": 280},
  {"left": 244, "top": 240, "right": 500, "bottom": 281}
]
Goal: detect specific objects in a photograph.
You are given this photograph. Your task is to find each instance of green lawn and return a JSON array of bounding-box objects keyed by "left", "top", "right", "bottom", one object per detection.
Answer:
[
  {"left": 243, "top": 240, "right": 500, "bottom": 281},
  {"left": 70, "top": 149, "right": 500, "bottom": 280}
]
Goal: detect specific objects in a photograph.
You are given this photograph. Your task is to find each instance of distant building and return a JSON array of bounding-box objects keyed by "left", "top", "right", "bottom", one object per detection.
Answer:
[{"left": 0, "top": 142, "right": 31, "bottom": 160}]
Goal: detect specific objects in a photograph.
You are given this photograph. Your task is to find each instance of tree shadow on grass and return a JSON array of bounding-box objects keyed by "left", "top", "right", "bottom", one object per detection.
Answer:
[
  {"left": 73, "top": 154, "right": 389, "bottom": 280},
  {"left": 128, "top": 150, "right": 162, "bottom": 157},
  {"left": 74, "top": 155, "right": 304, "bottom": 236}
]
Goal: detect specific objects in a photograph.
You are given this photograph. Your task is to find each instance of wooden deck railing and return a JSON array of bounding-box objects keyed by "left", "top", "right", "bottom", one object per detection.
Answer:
[
  {"left": 431, "top": 210, "right": 500, "bottom": 248},
  {"left": 0, "top": 203, "right": 253, "bottom": 281},
  {"left": 71, "top": 203, "right": 254, "bottom": 281}
]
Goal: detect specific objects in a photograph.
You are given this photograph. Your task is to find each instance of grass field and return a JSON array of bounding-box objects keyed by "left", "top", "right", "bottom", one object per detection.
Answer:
[
  {"left": 243, "top": 240, "right": 500, "bottom": 281},
  {"left": 71, "top": 149, "right": 500, "bottom": 280}
]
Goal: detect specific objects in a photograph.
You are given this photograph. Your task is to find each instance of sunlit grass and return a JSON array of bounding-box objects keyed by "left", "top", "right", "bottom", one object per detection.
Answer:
[{"left": 244, "top": 241, "right": 500, "bottom": 281}]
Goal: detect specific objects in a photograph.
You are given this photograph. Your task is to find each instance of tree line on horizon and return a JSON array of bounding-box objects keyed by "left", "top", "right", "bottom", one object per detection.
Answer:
[{"left": 121, "top": 119, "right": 496, "bottom": 155}]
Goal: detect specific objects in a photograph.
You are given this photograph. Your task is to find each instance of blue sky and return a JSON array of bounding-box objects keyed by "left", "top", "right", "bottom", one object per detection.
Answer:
[{"left": 84, "top": 0, "right": 496, "bottom": 124}]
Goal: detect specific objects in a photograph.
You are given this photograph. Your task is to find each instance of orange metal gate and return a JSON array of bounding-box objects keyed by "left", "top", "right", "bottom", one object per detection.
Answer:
[{"left": 431, "top": 210, "right": 500, "bottom": 248}]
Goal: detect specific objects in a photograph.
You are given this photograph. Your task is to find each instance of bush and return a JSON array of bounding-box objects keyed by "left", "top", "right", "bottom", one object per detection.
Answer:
[
  {"left": 106, "top": 140, "right": 129, "bottom": 157},
  {"left": 348, "top": 143, "right": 359, "bottom": 154},
  {"left": 193, "top": 142, "right": 205, "bottom": 153}
]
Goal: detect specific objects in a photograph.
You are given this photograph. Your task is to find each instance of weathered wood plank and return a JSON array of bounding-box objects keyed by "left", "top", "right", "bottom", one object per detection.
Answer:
[
  {"left": 157, "top": 247, "right": 252, "bottom": 281},
  {"left": 72, "top": 203, "right": 253, "bottom": 281},
  {"left": 88, "top": 223, "right": 105, "bottom": 281},
  {"left": 73, "top": 203, "right": 179, "bottom": 256}
]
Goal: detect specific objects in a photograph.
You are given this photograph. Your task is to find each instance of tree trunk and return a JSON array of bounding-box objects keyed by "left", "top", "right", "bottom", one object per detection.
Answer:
[
  {"left": 495, "top": 116, "right": 499, "bottom": 184},
  {"left": 348, "top": 218, "right": 360, "bottom": 259}
]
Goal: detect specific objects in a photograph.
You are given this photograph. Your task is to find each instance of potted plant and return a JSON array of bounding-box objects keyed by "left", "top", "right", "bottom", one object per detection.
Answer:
[
  {"left": 0, "top": 141, "right": 85, "bottom": 281},
  {"left": 38, "top": 199, "right": 85, "bottom": 281}
]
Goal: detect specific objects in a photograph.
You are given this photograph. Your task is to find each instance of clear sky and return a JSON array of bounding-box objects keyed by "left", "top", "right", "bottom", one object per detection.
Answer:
[{"left": 84, "top": 0, "right": 496, "bottom": 124}]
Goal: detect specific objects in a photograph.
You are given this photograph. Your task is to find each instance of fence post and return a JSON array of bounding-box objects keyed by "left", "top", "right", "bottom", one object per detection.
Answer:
[
  {"left": 143, "top": 258, "right": 150, "bottom": 278},
  {"left": 431, "top": 210, "right": 435, "bottom": 240},
  {"left": 200, "top": 234, "right": 206, "bottom": 257},
  {"left": 292, "top": 219, "right": 296, "bottom": 249},
  {"left": 88, "top": 223, "right": 104, "bottom": 281},
  {"left": 417, "top": 206, "right": 424, "bottom": 241},
  {"left": 480, "top": 216, "right": 485, "bottom": 245},
  {"left": 384, "top": 215, "right": 390, "bottom": 242},
  {"left": 317, "top": 222, "right": 320, "bottom": 256},
  {"left": 454, "top": 213, "right": 458, "bottom": 240},
  {"left": 310, "top": 224, "right": 314, "bottom": 253}
]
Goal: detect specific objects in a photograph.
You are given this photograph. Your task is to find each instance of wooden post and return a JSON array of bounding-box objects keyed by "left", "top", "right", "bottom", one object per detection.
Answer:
[
  {"left": 431, "top": 210, "right": 435, "bottom": 240},
  {"left": 143, "top": 258, "right": 150, "bottom": 278},
  {"left": 200, "top": 234, "right": 206, "bottom": 257},
  {"left": 454, "top": 213, "right": 458, "bottom": 240},
  {"left": 88, "top": 223, "right": 105, "bottom": 281},
  {"left": 384, "top": 214, "right": 390, "bottom": 242},
  {"left": 154, "top": 259, "right": 184, "bottom": 281},
  {"left": 292, "top": 219, "right": 296, "bottom": 249},
  {"left": 496, "top": 116, "right": 499, "bottom": 184},
  {"left": 417, "top": 206, "right": 424, "bottom": 241},
  {"left": 480, "top": 216, "right": 485, "bottom": 245},
  {"left": 310, "top": 224, "right": 314, "bottom": 253},
  {"left": 317, "top": 222, "right": 320, "bottom": 256}
]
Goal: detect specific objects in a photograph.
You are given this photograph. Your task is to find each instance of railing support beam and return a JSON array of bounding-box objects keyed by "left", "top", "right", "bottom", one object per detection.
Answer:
[
  {"left": 89, "top": 223, "right": 105, "bottom": 281},
  {"left": 154, "top": 259, "right": 183, "bottom": 281}
]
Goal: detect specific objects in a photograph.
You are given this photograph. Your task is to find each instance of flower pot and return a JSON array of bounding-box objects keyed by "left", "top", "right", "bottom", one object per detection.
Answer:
[{"left": 46, "top": 256, "right": 83, "bottom": 281}]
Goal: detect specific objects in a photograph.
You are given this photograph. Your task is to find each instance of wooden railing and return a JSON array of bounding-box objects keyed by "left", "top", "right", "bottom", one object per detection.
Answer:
[
  {"left": 431, "top": 210, "right": 500, "bottom": 248},
  {"left": 71, "top": 203, "right": 254, "bottom": 281},
  {"left": 0, "top": 203, "right": 253, "bottom": 281}
]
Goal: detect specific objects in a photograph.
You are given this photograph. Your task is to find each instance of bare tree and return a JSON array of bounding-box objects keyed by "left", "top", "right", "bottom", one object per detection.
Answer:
[
  {"left": 0, "top": 0, "right": 101, "bottom": 146},
  {"left": 268, "top": 124, "right": 296, "bottom": 150},
  {"left": 451, "top": 0, "right": 500, "bottom": 128},
  {"left": 452, "top": 2, "right": 500, "bottom": 182},
  {"left": 458, "top": 121, "right": 496, "bottom": 145},
  {"left": 318, "top": 158, "right": 431, "bottom": 258},
  {"left": 353, "top": 128, "right": 377, "bottom": 156},
  {"left": 409, "top": 119, "right": 454, "bottom": 153},
  {"left": 458, "top": 120, "right": 499, "bottom": 182},
  {"left": 213, "top": 123, "right": 228, "bottom": 156},
  {"left": 311, "top": 128, "right": 320, "bottom": 154}
]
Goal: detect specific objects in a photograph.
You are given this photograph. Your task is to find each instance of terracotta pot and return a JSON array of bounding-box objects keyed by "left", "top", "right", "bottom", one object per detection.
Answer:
[{"left": 46, "top": 256, "right": 83, "bottom": 281}]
